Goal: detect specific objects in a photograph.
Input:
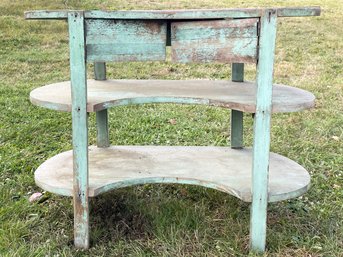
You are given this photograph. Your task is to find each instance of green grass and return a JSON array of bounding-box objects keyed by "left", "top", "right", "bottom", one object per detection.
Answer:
[{"left": 0, "top": 0, "right": 342, "bottom": 256}]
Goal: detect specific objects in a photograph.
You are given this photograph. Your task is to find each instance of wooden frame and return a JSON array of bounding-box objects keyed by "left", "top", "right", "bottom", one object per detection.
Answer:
[{"left": 26, "top": 7, "right": 320, "bottom": 253}]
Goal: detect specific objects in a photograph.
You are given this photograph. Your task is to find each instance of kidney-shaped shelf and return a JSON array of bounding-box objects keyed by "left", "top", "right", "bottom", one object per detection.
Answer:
[
  {"left": 35, "top": 146, "right": 310, "bottom": 202},
  {"left": 30, "top": 79, "right": 315, "bottom": 113}
]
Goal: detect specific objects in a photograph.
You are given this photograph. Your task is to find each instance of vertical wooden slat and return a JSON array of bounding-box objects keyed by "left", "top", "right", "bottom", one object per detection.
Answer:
[
  {"left": 94, "top": 62, "right": 110, "bottom": 148},
  {"left": 94, "top": 62, "right": 106, "bottom": 80},
  {"left": 250, "top": 9, "right": 277, "bottom": 252},
  {"left": 68, "top": 11, "right": 89, "bottom": 249},
  {"left": 231, "top": 63, "right": 244, "bottom": 148}
]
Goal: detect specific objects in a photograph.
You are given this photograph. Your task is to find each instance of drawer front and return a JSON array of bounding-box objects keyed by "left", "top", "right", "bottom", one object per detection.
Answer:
[
  {"left": 85, "top": 20, "right": 167, "bottom": 62},
  {"left": 171, "top": 19, "right": 258, "bottom": 63}
]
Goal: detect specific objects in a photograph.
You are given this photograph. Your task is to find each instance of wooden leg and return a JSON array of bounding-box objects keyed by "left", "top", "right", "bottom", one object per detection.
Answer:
[
  {"left": 231, "top": 63, "right": 244, "bottom": 149},
  {"left": 96, "top": 109, "right": 110, "bottom": 147},
  {"left": 68, "top": 11, "right": 90, "bottom": 249},
  {"left": 94, "top": 62, "right": 109, "bottom": 148},
  {"left": 249, "top": 9, "right": 277, "bottom": 252},
  {"left": 231, "top": 110, "right": 243, "bottom": 148}
]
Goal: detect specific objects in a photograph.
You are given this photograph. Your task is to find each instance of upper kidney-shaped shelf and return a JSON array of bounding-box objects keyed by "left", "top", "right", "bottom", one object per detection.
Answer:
[{"left": 30, "top": 79, "right": 315, "bottom": 113}]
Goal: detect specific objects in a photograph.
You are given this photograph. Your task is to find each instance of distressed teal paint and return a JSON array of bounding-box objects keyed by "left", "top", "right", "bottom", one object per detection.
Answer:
[
  {"left": 96, "top": 110, "right": 109, "bottom": 147},
  {"left": 25, "top": 7, "right": 320, "bottom": 20},
  {"left": 87, "top": 43, "right": 166, "bottom": 62},
  {"left": 231, "top": 109, "right": 244, "bottom": 148},
  {"left": 250, "top": 9, "right": 277, "bottom": 252},
  {"left": 171, "top": 19, "right": 258, "bottom": 63},
  {"left": 171, "top": 19, "right": 258, "bottom": 40},
  {"left": 94, "top": 62, "right": 110, "bottom": 148},
  {"left": 101, "top": 97, "right": 209, "bottom": 109},
  {"left": 277, "top": 7, "right": 321, "bottom": 17},
  {"left": 68, "top": 11, "right": 89, "bottom": 249},
  {"left": 231, "top": 63, "right": 244, "bottom": 149},
  {"left": 86, "top": 20, "right": 166, "bottom": 62},
  {"left": 86, "top": 20, "right": 166, "bottom": 43},
  {"left": 172, "top": 38, "right": 258, "bottom": 63}
]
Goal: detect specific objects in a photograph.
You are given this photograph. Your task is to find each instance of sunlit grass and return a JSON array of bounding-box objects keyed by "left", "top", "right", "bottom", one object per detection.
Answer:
[{"left": 0, "top": 0, "right": 342, "bottom": 256}]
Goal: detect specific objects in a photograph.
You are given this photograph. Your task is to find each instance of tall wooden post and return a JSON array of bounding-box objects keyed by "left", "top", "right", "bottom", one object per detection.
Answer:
[
  {"left": 94, "top": 62, "right": 110, "bottom": 148},
  {"left": 250, "top": 9, "right": 277, "bottom": 252},
  {"left": 68, "top": 11, "right": 89, "bottom": 249},
  {"left": 231, "top": 63, "right": 244, "bottom": 148}
]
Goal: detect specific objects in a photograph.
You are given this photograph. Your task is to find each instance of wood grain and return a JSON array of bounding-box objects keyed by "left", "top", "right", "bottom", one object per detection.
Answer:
[
  {"left": 30, "top": 79, "right": 315, "bottom": 113},
  {"left": 250, "top": 9, "right": 278, "bottom": 252},
  {"left": 34, "top": 146, "right": 311, "bottom": 203},
  {"left": 67, "top": 11, "right": 89, "bottom": 249},
  {"left": 85, "top": 19, "right": 166, "bottom": 62},
  {"left": 24, "top": 7, "right": 321, "bottom": 20},
  {"left": 171, "top": 19, "right": 258, "bottom": 63}
]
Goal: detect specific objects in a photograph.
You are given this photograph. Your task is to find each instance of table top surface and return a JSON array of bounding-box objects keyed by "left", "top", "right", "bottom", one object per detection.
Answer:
[{"left": 25, "top": 7, "right": 320, "bottom": 20}]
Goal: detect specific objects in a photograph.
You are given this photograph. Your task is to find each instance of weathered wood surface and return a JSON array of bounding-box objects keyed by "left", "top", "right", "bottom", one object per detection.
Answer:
[
  {"left": 171, "top": 19, "right": 258, "bottom": 63},
  {"left": 34, "top": 146, "right": 311, "bottom": 202},
  {"left": 86, "top": 20, "right": 166, "bottom": 62},
  {"left": 24, "top": 7, "right": 320, "bottom": 20},
  {"left": 30, "top": 79, "right": 315, "bottom": 113},
  {"left": 250, "top": 9, "right": 278, "bottom": 252},
  {"left": 68, "top": 11, "right": 89, "bottom": 249}
]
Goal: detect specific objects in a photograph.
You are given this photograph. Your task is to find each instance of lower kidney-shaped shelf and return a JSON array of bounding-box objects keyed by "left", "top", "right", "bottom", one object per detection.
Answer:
[{"left": 35, "top": 146, "right": 310, "bottom": 203}]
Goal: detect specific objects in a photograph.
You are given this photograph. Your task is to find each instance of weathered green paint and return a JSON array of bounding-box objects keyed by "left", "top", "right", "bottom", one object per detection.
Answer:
[
  {"left": 250, "top": 9, "right": 277, "bottom": 252},
  {"left": 94, "top": 62, "right": 110, "bottom": 148},
  {"left": 86, "top": 19, "right": 166, "bottom": 62},
  {"left": 96, "top": 110, "right": 109, "bottom": 147},
  {"left": 231, "top": 63, "right": 244, "bottom": 149},
  {"left": 102, "top": 96, "right": 209, "bottom": 109},
  {"left": 25, "top": 7, "right": 320, "bottom": 20},
  {"left": 68, "top": 11, "right": 89, "bottom": 249},
  {"left": 277, "top": 6, "right": 321, "bottom": 17},
  {"left": 94, "top": 62, "right": 106, "bottom": 81},
  {"left": 171, "top": 19, "right": 258, "bottom": 63}
]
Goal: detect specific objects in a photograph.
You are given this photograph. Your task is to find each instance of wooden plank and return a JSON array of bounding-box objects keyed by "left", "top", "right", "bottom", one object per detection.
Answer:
[
  {"left": 29, "top": 79, "right": 315, "bottom": 113},
  {"left": 250, "top": 9, "right": 278, "bottom": 253},
  {"left": 231, "top": 63, "right": 244, "bottom": 149},
  {"left": 24, "top": 7, "right": 320, "bottom": 20},
  {"left": 277, "top": 6, "right": 321, "bottom": 17},
  {"left": 35, "top": 146, "right": 310, "bottom": 202},
  {"left": 85, "top": 20, "right": 166, "bottom": 62},
  {"left": 68, "top": 11, "right": 89, "bottom": 249},
  {"left": 171, "top": 19, "right": 258, "bottom": 63},
  {"left": 94, "top": 62, "right": 110, "bottom": 148},
  {"left": 34, "top": 146, "right": 310, "bottom": 202}
]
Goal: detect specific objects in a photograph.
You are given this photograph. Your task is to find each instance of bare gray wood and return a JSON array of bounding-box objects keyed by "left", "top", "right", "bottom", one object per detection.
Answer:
[
  {"left": 34, "top": 146, "right": 310, "bottom": 202},
  {"left": 30, "top": 79, "right": 315, "bottom": 113}
]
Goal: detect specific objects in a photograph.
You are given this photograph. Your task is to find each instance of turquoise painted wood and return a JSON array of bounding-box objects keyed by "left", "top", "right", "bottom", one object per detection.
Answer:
[
  {"left": 68, "top": 11, "right": 90, "bottom": 249},
  {"left": 250, "top": 9, "right": 278, "bottom": 252},
  {"left": 86, "top": 20, "right": 166, "bottom": 62},
  {"left": 231, "top": 63, "right": 244, "bottom": 148},
  {"left": 94, "top": 62, "right": 110, "bottom": 148},
  {"left": 24, "top": 7, "right": 320, "bottom": 20},
  {"left": 25, "top": 6, "right": 320, "bottom": 254},
  {"left": 171, "top": 19, "right": 258, "bottom": 63}
]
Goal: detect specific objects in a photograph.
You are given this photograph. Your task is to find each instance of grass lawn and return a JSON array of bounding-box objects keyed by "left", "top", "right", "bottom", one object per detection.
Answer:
[{"left": 0, "top": 0, "right": 342, "bottom": 256}]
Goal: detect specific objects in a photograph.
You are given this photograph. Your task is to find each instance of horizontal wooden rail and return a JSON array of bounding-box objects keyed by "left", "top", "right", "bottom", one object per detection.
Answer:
[{"left": 25, "top": 7, "right": 320, "bottom": 20}]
